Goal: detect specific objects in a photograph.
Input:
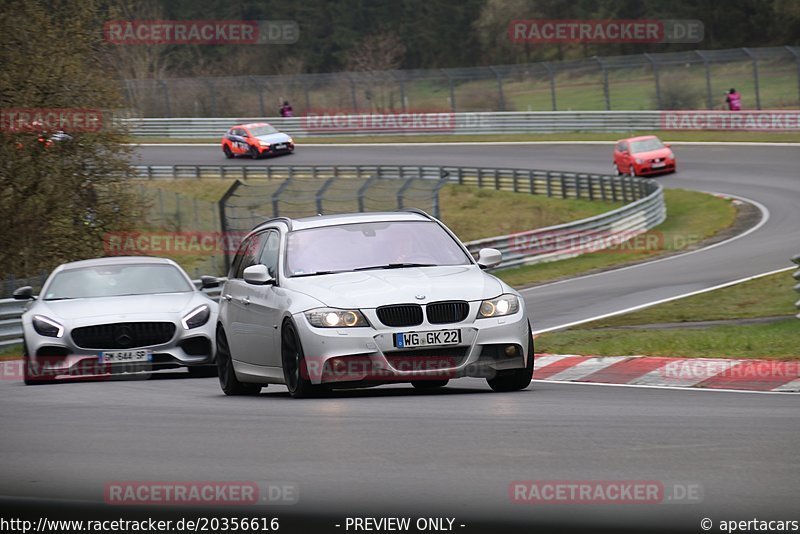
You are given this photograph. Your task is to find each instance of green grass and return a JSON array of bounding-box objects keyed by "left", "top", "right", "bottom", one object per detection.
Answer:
[
  {"left": 133, "top": 130, "right": 800, "bottom": 144},
  {"left": 536, "top": 270, "right": 800, "bottom": 360},
  {"left": 536, "top": 319, "right": 800, "bottom": 360},
  {"left": 0, "top": 346, "right": 21, "bottom": 360},
  {"left": 578, "top": 270, "right": 797, "bottom": 328},
  {"left": 495, "top": 189, "right": 736, "bottom": 288}
]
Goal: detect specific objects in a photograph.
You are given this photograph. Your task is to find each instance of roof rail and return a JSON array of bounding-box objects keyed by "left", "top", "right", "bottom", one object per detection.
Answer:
[
  {"left": 252, "top": 216, "right": 293, "bottom": 231},
  {"left": 400, "top": 208, "right": 433, "bottom": 220}
]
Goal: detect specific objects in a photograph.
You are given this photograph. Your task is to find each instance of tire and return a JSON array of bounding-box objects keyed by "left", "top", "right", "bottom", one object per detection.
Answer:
[
  {"left": 486, "top": 324, "right": 534, "bottom": 393},
  {"left": 22, "top": 340, "right": 47, "bottom": 386},
  {"left": 188, "top": 365, "right": 218, "bottom": 378},
  {"left": 629, "top": 165, "right": 636, "bottom": 177},
  {"left": 223, "top": 145, "right": 234, "bottom": 159},
  {"left": 249, "top": 145, "right": 261, "bottom": 160},
  {"left": 216, "top": 327, "right": 262, "bottom": 396},
  {"left": 411, "top": 380, "right": 449, "bottom": 390},
  {"left": 612, "top": 163, "right": 621, "bottom": 175},
  {"left": 281, "top": 320, "right": 322, "bottom": 398}
]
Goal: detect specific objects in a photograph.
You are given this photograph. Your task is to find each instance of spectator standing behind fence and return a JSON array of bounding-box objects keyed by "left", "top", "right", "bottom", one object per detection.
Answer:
[
  {"left": 726, "top": 88, "right": 742, "bottom": 110},
  {"left": 279, "top": 101, "right": 294, "bottom": 117}
]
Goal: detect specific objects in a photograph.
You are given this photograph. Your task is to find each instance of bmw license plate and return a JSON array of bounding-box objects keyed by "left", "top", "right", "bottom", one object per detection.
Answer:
[
  {"left": 274, "top": 143, "right": 286, "bottom": 150},
  {"left": 652, "top": 162, "right": 666, "bottom": 168},
  {"left": 99, "top": 350, "right": 152, "bottom": 363},
  {"left": 394, "top": 329, "right": 461, "bottom": 348}
]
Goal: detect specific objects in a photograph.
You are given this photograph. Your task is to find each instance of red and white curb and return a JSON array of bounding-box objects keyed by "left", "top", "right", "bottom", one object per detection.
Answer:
[{"left": 534, "top": 354, "right": 800, "bottom": 392}]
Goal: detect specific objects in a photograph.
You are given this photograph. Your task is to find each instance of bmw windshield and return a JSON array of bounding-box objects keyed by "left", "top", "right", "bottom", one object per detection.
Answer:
[
  {"left": 285, "top": 221, "right": 472, "bottom": 277},
  {"left": 43, "top": 264, "right": 193, "bottom": 300}
]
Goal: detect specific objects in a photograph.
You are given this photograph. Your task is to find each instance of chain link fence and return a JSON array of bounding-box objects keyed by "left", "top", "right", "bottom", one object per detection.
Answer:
[{"left": 122, "top": 46, "right": 800, "bottom": 117}]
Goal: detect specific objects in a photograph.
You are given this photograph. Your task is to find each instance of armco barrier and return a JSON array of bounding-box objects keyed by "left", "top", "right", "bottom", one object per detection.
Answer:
[{"left": 126, "top": 111, "right": 667, "bottom": 138}]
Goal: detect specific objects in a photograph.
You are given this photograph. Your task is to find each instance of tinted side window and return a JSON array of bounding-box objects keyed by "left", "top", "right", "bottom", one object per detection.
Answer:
[
  {"left": 258, "top": 231, "right": 281, "bottom": 279},
  {"left": 230, "top": 233, "right": 268, "bottom": 279}
]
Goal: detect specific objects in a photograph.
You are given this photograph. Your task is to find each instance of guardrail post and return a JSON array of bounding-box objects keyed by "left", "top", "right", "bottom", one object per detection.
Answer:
[
  {"left": 595, "top": 58, "right": 611, "bottom": 110},
  {"left": 218, "top": 179, "right": 242, "bottom": 274},
  {"left": 742, "top": 48, "right": 762, "bottom": 110},
  {"left": 488, "top": 66, "right": 505, "bottom": 111},
  {"left": 695, "top": 51, "right": 713, "bottom": 110},
  {"left": 544, "top": 63, "right": 557, "bottom": 111},
  {"left": 644, "top": 53, "right": 662, "bottom": 109},
  {"left": 786, "top": 46, "right": 800, "bottom": 107},
  {"left": 793, "top": 253, "right": 800, "bottom": 318},
  {"left": 545, "top": 172, "right": 553, "bottom": 197}
]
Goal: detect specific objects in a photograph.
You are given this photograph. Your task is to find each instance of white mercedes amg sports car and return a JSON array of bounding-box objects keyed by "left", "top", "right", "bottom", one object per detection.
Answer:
[
  {"left": 14, "top": 256, "right": 219, "bottom": 384},
  {"left": 216, "top": 209, "right": 533, "bottom": 398}
]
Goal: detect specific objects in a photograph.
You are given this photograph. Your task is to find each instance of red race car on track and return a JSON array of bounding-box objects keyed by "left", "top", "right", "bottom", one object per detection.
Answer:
[
  {"left": 221, "top": 122, "right": 294, "bottom": 159},
  {"left": 612, "top": 135, "right": 676, "bottom": 177}
]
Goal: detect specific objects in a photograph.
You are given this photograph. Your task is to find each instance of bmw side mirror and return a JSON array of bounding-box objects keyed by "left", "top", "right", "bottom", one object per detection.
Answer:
[
  {"left": 243, "top": 264, "right": 275, "bottom": 286},
  {"left": 477, "top": 248, "right": 502, "bottom": 269},
  {"left": 200, "top": 275, "right": 219, "bottom": 289},
  {"left": 13, "top": 286, "right": 34, "bottom": 300}
]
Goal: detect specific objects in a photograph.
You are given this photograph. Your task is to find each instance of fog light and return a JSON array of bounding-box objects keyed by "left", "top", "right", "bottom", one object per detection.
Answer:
[
  {"left": 332, "top": 359, "right": 347, "bottom": 373},
  {"left": 505, "top": 345, "right": 518, "bottom": 357}
]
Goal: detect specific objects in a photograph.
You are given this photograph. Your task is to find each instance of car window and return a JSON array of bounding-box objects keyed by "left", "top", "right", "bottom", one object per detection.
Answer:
[
  {"left": 257, "top": 231, "right": 281, "bottom": 279},
  {"left": 285, "top": 221, "right": 471, "bottom": 276},
  {"left": 231, "top": 233, "right": 268, "bottom": 279},
  {"left": 43, "top": 264, "right": 193, "bottom": 300},
  {"left": 630, "top": 138, "right": 664, "bottom": 153}
]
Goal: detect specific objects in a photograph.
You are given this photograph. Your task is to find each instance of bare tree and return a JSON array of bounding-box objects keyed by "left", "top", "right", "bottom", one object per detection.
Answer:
[{"left": 345, "top": 33, "right": 406, "bottom": 112}]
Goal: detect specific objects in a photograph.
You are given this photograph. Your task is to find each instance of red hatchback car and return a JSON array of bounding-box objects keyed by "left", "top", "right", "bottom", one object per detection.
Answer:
[
  {"left": 221, "top": 122, "right": 294, "bottom": 159},
  {"left": 612, "top": 135, "right": 676, "bottom": 176}
]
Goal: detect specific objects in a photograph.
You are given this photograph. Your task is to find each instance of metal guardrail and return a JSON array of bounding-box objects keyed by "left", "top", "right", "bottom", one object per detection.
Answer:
[
  {"left": 127, "top": 111, "right": 674, "bottom": 138},
  {"left": 793, "top": 254, "right": 800, "bottom": 319},
  {"left": 2, "top": 167, "right": 664, "bottom": 348}
]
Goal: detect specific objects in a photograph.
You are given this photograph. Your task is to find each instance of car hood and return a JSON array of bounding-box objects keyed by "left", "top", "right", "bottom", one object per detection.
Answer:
[
  {"left": 285, "top": 265, "right": 504, "bottom": 309},
  {"left": 33, "top": 293, "right": 199, "bottom": 320},
  {"left": 255, "top": 132, "right": 291, "bottom": 144}
]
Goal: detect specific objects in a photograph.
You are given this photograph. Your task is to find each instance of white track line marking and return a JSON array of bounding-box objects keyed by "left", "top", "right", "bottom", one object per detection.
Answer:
[
  {"left": 533, "top": 265, "right": 794, "bottom": 335},
  {"left": 533, "top": 379, "right": 800, "bottom": 395}
]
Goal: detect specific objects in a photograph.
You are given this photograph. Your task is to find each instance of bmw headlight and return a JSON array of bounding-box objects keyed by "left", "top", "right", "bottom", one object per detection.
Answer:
[
  {"left": 305, "top": 308, "right": 369, "bottom": 328},
  {"left": 33, "top": 315, "right": 64, "bottom": 338},
  {"left": 478, "top": 295, "right": 520, "bottom": 318},
  {"left": 182, "top": 305, "right": 210, "bottom": 329}
]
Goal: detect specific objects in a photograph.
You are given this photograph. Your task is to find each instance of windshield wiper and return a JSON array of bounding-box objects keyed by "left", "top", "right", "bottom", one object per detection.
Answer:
[
  {"left": 354, "top": 263, "right": 436, "bottom": 271},
  {"left": 290, "top": 270, "right": 344, "bottom": 277}
]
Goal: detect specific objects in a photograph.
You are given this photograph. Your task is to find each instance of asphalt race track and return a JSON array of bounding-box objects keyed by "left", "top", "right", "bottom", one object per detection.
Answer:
[{"left": 1, "top": 143, "right": 798, "bottom": 533}]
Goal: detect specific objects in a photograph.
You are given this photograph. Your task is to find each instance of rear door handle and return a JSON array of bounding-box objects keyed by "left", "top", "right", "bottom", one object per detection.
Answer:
[
  {"left": 223, "top": 294, "right": 232, "bottom": 302},
  {"left": 241, "top": 296, "right": 251, "bottom": 306}
]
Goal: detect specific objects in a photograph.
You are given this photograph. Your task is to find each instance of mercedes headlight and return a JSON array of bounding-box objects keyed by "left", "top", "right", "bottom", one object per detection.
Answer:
[
  {"left": 33, "top": 315, "right": 64, "bottom": 338},
  {"left": 305, "top": 308, "right": 369, "bottom": 328},
  {"left": 478, "top": 295, "right": 520, "bottom": 318},
  {"left": 182, "top": 305, "right": 210, "bottom": 329}
]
